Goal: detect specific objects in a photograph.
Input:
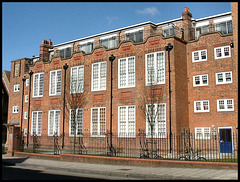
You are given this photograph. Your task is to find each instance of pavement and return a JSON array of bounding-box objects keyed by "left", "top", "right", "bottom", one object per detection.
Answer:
[{"left": 2, "top": 154, "right": 238, "bottom": 180}]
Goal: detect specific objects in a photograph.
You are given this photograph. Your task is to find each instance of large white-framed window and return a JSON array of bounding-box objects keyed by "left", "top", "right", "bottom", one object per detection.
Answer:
[
  {"left": 31, "top": 111, "right": 42, "bottom": 136},
  {"left": 193, "top": 74, "right": 208, "bottom": 87},
  {"left": 91, "top": 107, "right": 106, "bottom": 137},
  {"left": 214, "top": 45, "right": 231, "bottom": 59},
  {"left": 49, "top": 69, "right": 62, "bottom": 96},
  {"left": 59, "top": 47, "right": 72, "bottom": 59},
  {"left": 192, "top": 49, "right": 207, "bottom": 62},
  {"left": 118, "top": 105, "right": 136, "bottom": 137},
  {"left": 92, "top": 61, "right": 107, "bottom": 91},
  {"left": 118, "top": 56, "right": 135, "bottom": 88},
  {"left": 33, "top": 72, "right": 44, "bottom": 97},
  {"left": 215, "top": 20, "right": 233, "bottom": 35},
  {"left": 69, "top": 108, "right": 83, "bottom": 136},
  {"left": 194, "top": 100, "right": 210, "bottom": 113},
  {"left": 216, "top": 71, "right": 232, "bottom": 85},
  {"left": 145, "top": 51, "right": 165, "bottom": 85},
  {"left": 71, "top": 65, "right": 84, "bottom": 93},
  {"left": 146, "top": 103, "right": 166, "bottom": 138},
  {"left": 79, "top": 40, "right": 94, "bottom": 54},
  {"left": 13, "top": 106, "right": 19, "bottom": 113},
  {"left": 48, "top": 110, "right": 61, "bottom": 136},
  {"left": 195, "top": 127, "right": 211, "bottom": 139},
  {"left": 217, "top": 99, "right": 234, "bottom": 112},
  {"left": 14, "top": 84, "right": 20, "bottom": 92}
]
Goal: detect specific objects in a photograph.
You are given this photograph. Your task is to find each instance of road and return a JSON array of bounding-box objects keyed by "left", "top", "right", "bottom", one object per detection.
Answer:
[{"left": 2, "top": 164, "right": 137, "bottom": 180}]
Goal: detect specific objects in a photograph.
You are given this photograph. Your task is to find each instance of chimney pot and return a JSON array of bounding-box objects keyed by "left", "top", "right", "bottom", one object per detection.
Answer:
[{"left": 184, "top": 7, "right": 190, "bottom": 12}]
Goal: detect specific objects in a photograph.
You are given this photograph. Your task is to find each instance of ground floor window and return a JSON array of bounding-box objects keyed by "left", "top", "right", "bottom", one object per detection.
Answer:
[
  {"left": 69, "top": 108, "right": 83, "bottom": 136},
  {"left": 195, "top": 127, "right": 210, "bottom": 139},
  {"left": 48, "top": 110, "right": 61, "bottom": 136},
  {"left": 146, "top": 103, "right": 166, "bottom": 138},
  {"left": 91, "top": 107, "right": 106, "bottom": 137},
  {"left": 31, "top": 111, "right": 42, "bottom": 136},
  {"left": 118, "top": 105, "right": 136, "bottom": 137}
]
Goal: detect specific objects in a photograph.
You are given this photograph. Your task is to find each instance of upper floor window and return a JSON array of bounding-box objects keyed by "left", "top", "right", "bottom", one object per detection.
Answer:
[
  {"left": 14, "top": 84, "right": 20, "bottom": 92},
  {"left": 216, "top": 71, "right": 232, "bottom": 85},
  {"left": 100, "top": 35, "right": 117, "bottom": 49},
  {"left": 194, "top": 100, "right": 210, "bottom": 113},
  {"left": 118, "top": 56, "right": 135, "bottom": 88},
  {"left": 92, "top": 61, "right": 107, "bottom": 91},
  {"left": 193, "top": 74, "right": 208, "bottom": 87},
  {"left": 217, "top": 99, "right": 234, "bottom": 112},
  {"left": 145, "top": 51, "right": 165, "bottom": 85},
  {"left": 33, "top": 72, "right": 44, "bottom": 97},
  {"left": 195, "top": 25, "right": 209, "bottom": 39},
  {"left": 71, "top": 65, "right": 84, "bottom": 93},
  {"left": 192, "top": 49, "right": 207, "bottom": 62},
  {"left": 214, "top": 45, "right": 231, "bottom": 59},
  {"left": 59, "top": 47, "right": 71, "bottom": 59},
  {"left": 215, "top": 20, "right": 233, "bottom": 34},
  {"left": 163, "top": 27, "right": 176, "bottom": 37},
  {"left": 125, "top": 28, "right": 144, "bottom": 43},
  {"left": 49, "top": 69, "right": 62, "bottom": 96},
  {"left": 80, "top": 41, "right": 94, "bottom": 54}
]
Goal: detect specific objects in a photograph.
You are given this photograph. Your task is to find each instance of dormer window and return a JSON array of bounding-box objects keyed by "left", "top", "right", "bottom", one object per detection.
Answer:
[
  {"left": 215, "top": 20, "right": 233, "bottom": 34},
  {"left": 59, "top": 47, "right": 71, "bottom": 59},
  {"left": 163, "top": 27, "right": 176, "bottom": 37},
  {"left": 100, "top": 35, "right": 117, "bottom": 49},
  {"left": 80, "top": 40, "right": 94, "bottom": 54},
  {"left": 125, "top": 28, "right": 144, "bottom": 43},
  {"left": 195, "top": 25, "right": 209, "bottom": 39}
]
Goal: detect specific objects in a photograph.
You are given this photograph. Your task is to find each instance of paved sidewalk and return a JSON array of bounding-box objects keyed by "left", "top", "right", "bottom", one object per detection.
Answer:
[{"left": 2, "top": 154, "right": 238, "bottom": 180}]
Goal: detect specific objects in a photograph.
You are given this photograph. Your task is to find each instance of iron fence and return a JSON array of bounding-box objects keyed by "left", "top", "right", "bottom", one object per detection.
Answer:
[{"left": 20, "top": 130, "right": 238, "bottom": 162}]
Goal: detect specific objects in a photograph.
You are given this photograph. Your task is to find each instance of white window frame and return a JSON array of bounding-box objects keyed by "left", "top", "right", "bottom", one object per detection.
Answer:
[
  {"left": 14, "top": 84, "right": 20, "bottom": 92},
  {"left": 70, "top": 65, "right": 84, "bottom": 93},
  {"left": 25, "top": 95, "right": 29, "bottom": 102},
  {"left": 91, "top": 107, "right": 106, "bottom": 137},
  {"left": 24, "top": 111, "right": 28, "bottom": 119},
  {"left": 26, "top": 79, "right": 29, "bottom": 87},
  {"left": 49, "top": 69, "right": 62, "bottom": 96},
  {"left": 145, "top": 51, "right": 165, "bottom": 85},
  {"left": 118, "top": 56, "right": 135, "bottom": 88},
  {"left": 214, "top": 45, "right": 231, "bottom": 59},
  {"left": 13, "top": 106, "right": 19, "bottom": 113},
  {"left": 192, "top": 49, "right": 207, "bottom": 62},
  {"left": 100, "top": 35, "right": 117, "bottom": 49},
  {"left": 31, "top": 111, "right": 42, "bottom": 136},
  {"left": 215, "top": 71, "right": 232, "bottom": 85},
  {"left": 217, "top": 99, "right": 234, "bottom": 112},
  {"left": 193, "top": 74, "right": 208, "bottom": 87},
  {"left": 195, "top": 127, "right": 211, "bottom": 139},
  {"left": 33, "top": 72, "right": 44, "bottom": 97},
  {"left": 194, "top": 100, "right": 210, "bottom": 113},
  {"left": 48, "top": 110, "right": 61, "bottom": 136},
  {"left": 91, "top": 61, "right": 107, "bottom": 91},
  {"left": 118, "top": 105, "right": 136, "bottom": 137},
  {"left": 69, "top": 108, "right": 83, "bottom": 137},
  {"left": 146, "top": 103, "right": 167, "bottom": 138}
]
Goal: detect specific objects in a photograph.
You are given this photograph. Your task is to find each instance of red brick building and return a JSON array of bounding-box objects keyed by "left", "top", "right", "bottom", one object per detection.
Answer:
[{"left": 6, "top": 5, "right": 238, "bottom": 153}]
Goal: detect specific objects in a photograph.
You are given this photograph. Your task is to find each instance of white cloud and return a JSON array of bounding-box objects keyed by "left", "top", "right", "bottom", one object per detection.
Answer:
[
  {"left": 106, "top": 16, "right": 119, "bottom": 25},
  {"left": 136, "top": 7, "right": 160, "bottom": 16}
]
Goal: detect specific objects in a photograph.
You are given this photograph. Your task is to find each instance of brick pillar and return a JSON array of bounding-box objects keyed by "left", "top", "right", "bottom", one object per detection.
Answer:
[{"left": 7, "top": 126, "right": 21, "bottom": 156}]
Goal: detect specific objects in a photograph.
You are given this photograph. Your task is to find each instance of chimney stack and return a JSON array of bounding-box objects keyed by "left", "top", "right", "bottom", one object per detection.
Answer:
[
  {"left": 182, "top": 7, "right": 194, "bottom": 41},
  {"left": 40, "top": 39, "right": 53, "bottom": 62}
]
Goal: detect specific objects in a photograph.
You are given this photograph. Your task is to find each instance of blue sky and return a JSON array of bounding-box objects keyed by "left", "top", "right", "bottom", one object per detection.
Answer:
[{"left": 2, "top": 2, "right": 231, "bottom": 72}]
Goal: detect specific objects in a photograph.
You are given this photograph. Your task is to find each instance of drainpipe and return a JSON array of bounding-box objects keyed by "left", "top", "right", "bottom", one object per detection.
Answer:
[
  {"left": 165, "top": 43, "right": 173, "bottom": 153},
  {"left": 62, "top": 63, "right": 68, "bottom": 149},
  {"left": 20, "top": 76, "right": 26, "bottom": 148},
  {"left": 27, "top": 70, "right": 33, "bottom": 148}
]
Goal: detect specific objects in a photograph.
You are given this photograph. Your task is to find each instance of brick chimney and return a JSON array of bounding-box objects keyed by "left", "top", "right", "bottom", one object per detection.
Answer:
[
  {"left": 182, "top": 7, "right": 194, "bottom": 41},
  {"left": 40, "top": 39, "right": 53, "bottom": 62}
]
